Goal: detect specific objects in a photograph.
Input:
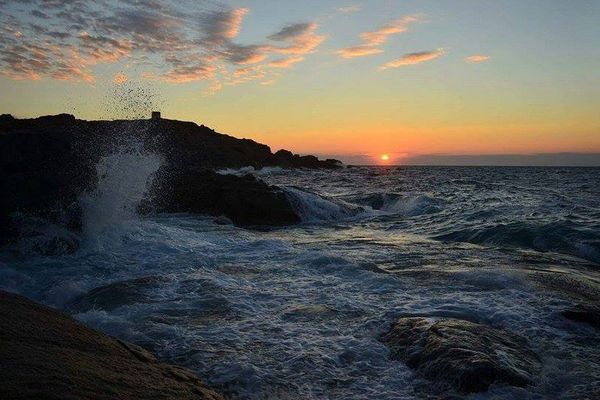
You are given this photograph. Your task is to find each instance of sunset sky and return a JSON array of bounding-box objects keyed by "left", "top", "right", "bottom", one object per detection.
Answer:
[{"left": 1, "top": 0, "right": 599, "bottom": 164}]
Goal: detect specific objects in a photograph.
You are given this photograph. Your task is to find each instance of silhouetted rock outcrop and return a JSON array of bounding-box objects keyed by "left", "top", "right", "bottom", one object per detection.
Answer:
[
  {"left": 0, "top": 114, "right": 338, "bottom": 242},
  {"left": 0, "top": 290, "right": 222, "bottom": 400},
  {"left": 381, "top": 317, "right": 540, "bottom": 394},
  {"left": 151, "top": 168, "right": 300, "bottom": 226},
  {"left": 273, "top": 149, "right": 341, "bottom": 169}
]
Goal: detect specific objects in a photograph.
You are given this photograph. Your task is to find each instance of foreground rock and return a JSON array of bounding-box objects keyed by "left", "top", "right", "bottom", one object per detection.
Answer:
[
  {"left": 381, "top": 317, "right": 541, "bottom": 393},
  {"left": 0, "top": 290, "right": 222, "bottom": 400}
]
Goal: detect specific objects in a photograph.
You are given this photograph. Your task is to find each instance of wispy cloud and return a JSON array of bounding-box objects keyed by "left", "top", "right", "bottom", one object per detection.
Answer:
[
  {"left": 465, "top": 54, "right": 490, "bottom": 63},
  {"left": 269, "top": 56, "right": 304, "bottom": 69},
  {"left": 337, "top": 5, "right": 361, "bottom": 14},
  {"left": 0, "top": 1, "right": 326, "bottom": 93},
  {"left": 201, "top": 8, "right": 249, "bottom": 45},
  {"left": 268, "top": 22, "right": 326, "bottom": 55},
  {"left": 337, "top": 15, "right": 419, "bottom": 59},
  {"left": 380, "top": 49, "right": 445, "bottom": 70},
  {"left": 337, "top": 45, "right": 383, "bottom": 58}
]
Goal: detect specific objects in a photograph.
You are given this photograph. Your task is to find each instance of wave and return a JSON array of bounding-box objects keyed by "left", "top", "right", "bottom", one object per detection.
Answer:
[
  {"left": 350, "top": 193, "right": 444, "bottom": 216},
  {"left": 281, "top": 188, "right": 445, "bottom": 223},
  {"left": 283, "top": 187, "right": 365, "bottom": 222},
  {"left": 216, "top": 166, "right": 285, "bottom": 177},
  {"left": 433, "top": 221, "right": 600, "bottom": 265}
]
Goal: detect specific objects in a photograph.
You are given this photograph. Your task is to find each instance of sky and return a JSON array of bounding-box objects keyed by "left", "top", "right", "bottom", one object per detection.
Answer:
[{"left": 1, "top": 0, "right": 599, "bottom": 165}]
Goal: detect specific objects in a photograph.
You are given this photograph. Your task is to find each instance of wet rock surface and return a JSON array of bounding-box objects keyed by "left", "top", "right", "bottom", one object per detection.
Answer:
[
  {"left": 381, "top": 317, "right": 541, "bottom": 393},
  {"left": 0, "top": 290, "right": 222, "bottom": 400}
]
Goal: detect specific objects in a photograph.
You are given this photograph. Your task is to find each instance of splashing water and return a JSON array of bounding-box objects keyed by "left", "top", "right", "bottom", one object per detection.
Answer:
[
  {"left": 3, "top": 166, "right": 600, "bottom": 399},
  {"left": 78, "top": 140, "right": 162, "bottom": 249}
]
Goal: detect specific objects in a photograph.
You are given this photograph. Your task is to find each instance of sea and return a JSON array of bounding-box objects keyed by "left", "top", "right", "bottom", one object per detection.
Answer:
[{"left": 1, "top": 146, "right": 599, "bottom": 399}]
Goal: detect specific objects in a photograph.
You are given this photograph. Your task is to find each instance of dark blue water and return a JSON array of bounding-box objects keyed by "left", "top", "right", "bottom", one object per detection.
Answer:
[{"left": 2, "top": 164, "right": 599, "bottom": 399}]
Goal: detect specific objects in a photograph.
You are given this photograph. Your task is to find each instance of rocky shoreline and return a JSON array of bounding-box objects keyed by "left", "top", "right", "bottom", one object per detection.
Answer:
[
  {"left": 0, "top": 290, "right": 223, "bottom": 400},
  {"left": 0, "top": 114, "right": 341, "bottom": 245},
  {"left": 6, "top": 289, "right": 594, "bottom": 399}
]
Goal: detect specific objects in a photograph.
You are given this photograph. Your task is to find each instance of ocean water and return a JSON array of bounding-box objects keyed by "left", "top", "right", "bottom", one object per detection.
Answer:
[{"left": 1, "top": 150, "right": 600, "bottom": 399}]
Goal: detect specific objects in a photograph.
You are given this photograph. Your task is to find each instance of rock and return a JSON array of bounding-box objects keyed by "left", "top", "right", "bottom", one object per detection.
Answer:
[
  {"left": 272, "top": 149, "right": 342, "bottom": 169},
  {"left": 562, "top": 303, "right": 600, "bottom": 329},
  {"left": 281, "top": 304, "right": 338, "bottom": 322},
  {"left": 381, "top": 317, "right": 541, "bottom": 393},
  {"left": 153, "top": 168, "right": 300, "bottom": 226},
  {"left": 66, "top": 276, "right": 165, "bottom": 312},
  {"left": 0, "top": 290, "right": 222, "bottom": 400}
]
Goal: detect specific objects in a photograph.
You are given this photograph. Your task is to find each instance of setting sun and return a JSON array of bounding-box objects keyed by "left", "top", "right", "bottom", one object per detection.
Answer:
[{"left": 380, "top": 154, "right": 390, "bottom": 161}]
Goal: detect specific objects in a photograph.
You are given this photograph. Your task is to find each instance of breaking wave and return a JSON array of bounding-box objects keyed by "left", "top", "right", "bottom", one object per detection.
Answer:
[
  {"left": 283, "top": 187, "right": 365, "bottom": 222},
  {"left": 351, "top": 192, "right": 444, "bottom": 216}
]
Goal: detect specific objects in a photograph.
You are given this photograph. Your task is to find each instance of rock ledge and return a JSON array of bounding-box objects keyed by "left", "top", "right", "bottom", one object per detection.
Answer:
[
  {"left": 381, "top": 317, "right": 541, "bottom": 393},
  {"left": 0, "top": 290, "right": 222, "bottom": 400}
]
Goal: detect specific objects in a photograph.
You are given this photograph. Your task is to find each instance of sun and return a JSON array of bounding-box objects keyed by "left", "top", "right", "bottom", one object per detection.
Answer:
[{"left": 380, "top": 154, "right": 390, "bottom": 161}]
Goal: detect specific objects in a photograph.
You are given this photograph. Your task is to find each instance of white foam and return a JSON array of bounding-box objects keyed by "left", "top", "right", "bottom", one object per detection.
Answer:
[
  {"left": 216, "top": 166, "right": 285, "bottom": 177},
  {"left": 78, "top": 139, "right": 162, "bottom": 249},
  {"left": 380, "top": 194, "right": 442, "bottom": 216},
  {"left": 283, "top": 187, "right": 365, "bottom": 222}
]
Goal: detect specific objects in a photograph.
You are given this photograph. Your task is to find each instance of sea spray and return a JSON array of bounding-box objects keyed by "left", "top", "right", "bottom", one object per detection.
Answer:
[{"left": 79, "top": 139, "right": 162, "bottom": 249}]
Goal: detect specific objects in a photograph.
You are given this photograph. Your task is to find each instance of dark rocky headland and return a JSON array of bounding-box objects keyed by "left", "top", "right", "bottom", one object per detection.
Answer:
[{"left": 0, "top": 113, "right": 341, "bottom": 245}]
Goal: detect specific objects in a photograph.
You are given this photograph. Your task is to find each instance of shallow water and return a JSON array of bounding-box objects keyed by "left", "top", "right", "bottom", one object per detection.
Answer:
[{"left": 2, "top": 165, "right": 600, "bottom": 399}]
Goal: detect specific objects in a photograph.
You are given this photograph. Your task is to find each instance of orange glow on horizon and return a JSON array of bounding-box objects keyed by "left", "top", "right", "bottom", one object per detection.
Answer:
[{"left": 380, "top": 154, "right": 390, "bottom": 161}]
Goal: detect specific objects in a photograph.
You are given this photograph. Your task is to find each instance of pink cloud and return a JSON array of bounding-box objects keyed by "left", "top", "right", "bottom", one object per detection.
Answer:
[
  {"left": 338, "top": 16, "right": 420, "bottom": 59},
  {"left": 465, "top": 54, "right": 491, "bottom": 63},
  {"left": 0, "top": 2, "right": 325, "bottom": 93},
  {"left": 337, "top": 45, "right": 383, "bottom": 59},
  {"left": 380, "top": 49, "right": 445, "bottom": 70},
  {"left": 269, "top": 56, "right": 304, "bottom": 69}
]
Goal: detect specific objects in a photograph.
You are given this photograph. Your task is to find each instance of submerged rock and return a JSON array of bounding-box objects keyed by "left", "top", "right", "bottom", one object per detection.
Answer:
[
  {"left": 0, "top": 290, "right": 222, "bottom": 400},
  {"left": 381, "top": 317, "right": 541, "bottom": 393},
  {"left": 66, "top": 276, "right": 165, "bottom": 312}
]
